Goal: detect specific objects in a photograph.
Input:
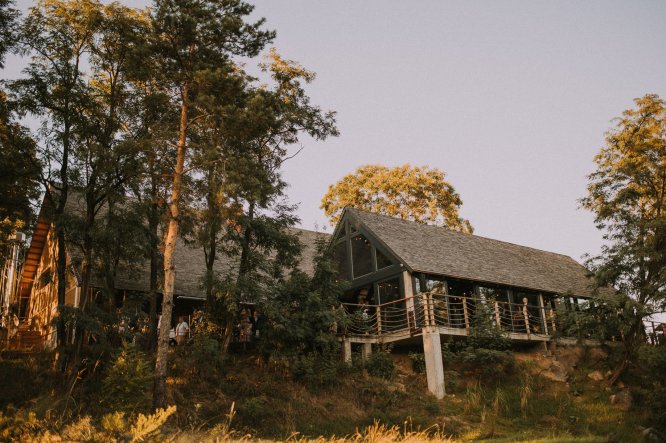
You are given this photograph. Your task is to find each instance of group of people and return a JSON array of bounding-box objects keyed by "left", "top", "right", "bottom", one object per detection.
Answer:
[{"left": 237, "top": 308, "right": 260, "bottom": 344}]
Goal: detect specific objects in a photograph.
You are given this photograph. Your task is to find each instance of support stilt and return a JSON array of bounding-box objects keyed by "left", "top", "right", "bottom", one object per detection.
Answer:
[
  {"left": 361, "top": 342, "right": 372, "bottom": 361},
  {"left": 343, "top": 338, "right": 352, "bottom": 363},
  {"left": 422, "top": 328, "right": 445, "bottom": 399}
]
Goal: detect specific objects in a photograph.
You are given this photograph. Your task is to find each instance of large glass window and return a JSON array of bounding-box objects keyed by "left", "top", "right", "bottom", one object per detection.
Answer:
[
  {"left": 378, "top": 278, "right": 401, "bottom": 304},
  {"left": 376, "top": 248, "right": 394, "bottom": 269},
  {"left": 378, "top": 277, "right": 405, "bottom": 331},
  {"left": 351, "top": 234, "right": 373, "bottom": 278},
  {"left": 447, "top": 278, "right": 476, "bottom": 328},
  {"left": 478, "top": 286, "right": 508, "bottom": 302},
  {"left": 334, "top": 241, "right": 349, "bottom": 281}
]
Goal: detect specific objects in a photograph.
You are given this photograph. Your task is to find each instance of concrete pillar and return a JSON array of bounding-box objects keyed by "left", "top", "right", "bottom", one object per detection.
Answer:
[
  {"left": 342, "top": 338, "right": 352, "bottom": 363},
  {"left": 361, "top": 342, "right": 372, "bottom": 361},
  {"left": 422, "top": 328, "right": 445, "bottom": 399}
]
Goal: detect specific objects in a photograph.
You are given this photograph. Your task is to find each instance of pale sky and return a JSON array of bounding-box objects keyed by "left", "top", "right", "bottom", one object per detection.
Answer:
[{"left": 7, "top": 0, "right": 666, "bottom": 263}]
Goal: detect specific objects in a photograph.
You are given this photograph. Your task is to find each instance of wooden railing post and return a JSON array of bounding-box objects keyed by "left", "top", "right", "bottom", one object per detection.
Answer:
[
  {"left": 421, "top": 293, "right": 430, "bottom": 327},
  {"left": 462, "top": 297, "right": 470, "bottom": 335},
  {"left": 376, "top": 305, "right": 382, "bottom": 335},
  {"left": 494, "top": 301, "right": 501, "bottom": 329},
  {"left": 523, "top": 298, "right": 531, "bottom": 340},
  {"left": 429, "top": 293, "right": 436, "bottom": 327}
]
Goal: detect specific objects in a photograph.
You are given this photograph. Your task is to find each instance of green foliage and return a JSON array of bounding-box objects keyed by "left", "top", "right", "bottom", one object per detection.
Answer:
[
  {"left": 257, "top": 239, "right": 344, "bottom": 385},
  {"left": 0, "top": 91, "right": 39, "bottom": 268},
  {"left": 636, "top": 345, "right": 666, "bottom": 432},
  {"left": 189, "top": 333, "right": 227, "bottom": 378},
  {"left": 0, "top": 410, "right": 42, "bottom": 442},
  {"left": 455, "top": 302, "right": 515, "bottom": 378},
  {"left": 581, "top": 94, "right": 666, "bottom": 352},
  {"left": 292, "top": 350, "right": 343, "bottom": 388},
  {"left": 0, "top": 360, "right": 45, "bottom": 409},
  {"left": 101, "top": 344, "right": 153, "bottom": 413},
  {"left": 321, "top": 163, "right": 473, "bottom": 233},
  {"left": 238, "top": 396, "right": 271, "bottom": 426},
  {"left": 365, "top": 348, "right": 395, "bottom": 380},
  {"left": 554, "top": 293, "right": 642, "bottom": 343},
  {"left": 129, "top": 406, "right": 176, "bottom": 442}
]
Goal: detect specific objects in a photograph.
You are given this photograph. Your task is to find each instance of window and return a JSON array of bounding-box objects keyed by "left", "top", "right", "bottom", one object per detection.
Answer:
[
  {"left": 376, "top": 248, "right": 394, "bottom": 269},
  {"left": 378, "top": 278, "right": 401, "bottom": 304},
  {"left": 351, "top": 234, "right": 373, "bottom": 278},
  {"left": 37, "top": 267, "right": 52, "bottom": 289},
  {"left": 447, "top": 278, "right": 475, "bottom": 298},
  {"left": 334, "top": 242, "right": 349, "bottom": 281},
  {"left": 425, "top": 275, "right": 447, "bottom": 294},
  {"left": 478, "top": 286, "right": 508, "bottom": 302}
]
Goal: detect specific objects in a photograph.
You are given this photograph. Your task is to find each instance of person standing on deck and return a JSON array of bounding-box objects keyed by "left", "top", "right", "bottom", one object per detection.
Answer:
[{"left": 175, "top": 316, "right": 189, "bottom": 346}]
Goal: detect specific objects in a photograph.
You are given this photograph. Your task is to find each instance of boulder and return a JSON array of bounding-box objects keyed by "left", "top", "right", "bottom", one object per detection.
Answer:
[
  {"left": 541, "top": 361, "right": 569, "bottom": 383},
  {"left": 554, "top": 345, "right": 584, "bottom": 373},
  {"left": 609, "top": 389, "right": 633, "bottom": 411},
  {"left": 587, "top": 370, "right": 605, "bottom": 382}
]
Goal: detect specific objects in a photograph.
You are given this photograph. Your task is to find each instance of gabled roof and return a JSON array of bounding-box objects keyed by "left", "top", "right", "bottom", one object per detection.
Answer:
[{"left": 343, "top": 207, "right": 608, "bottom": 298}]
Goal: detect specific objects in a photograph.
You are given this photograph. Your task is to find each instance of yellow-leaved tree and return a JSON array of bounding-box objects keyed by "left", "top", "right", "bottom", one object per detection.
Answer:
[{"left": 321, "top": 164, "right": 473, "bottom": 233}]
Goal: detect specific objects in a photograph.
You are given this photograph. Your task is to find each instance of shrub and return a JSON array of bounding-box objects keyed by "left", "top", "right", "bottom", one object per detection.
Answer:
[
  {"left": 292, "top": 350, "right": 342, "bottom": 388},
  {"left": 447, "top": 302, "right": 515, "bottom": 380},
  {"left": 366, "top": 349, "right": 395, "bottom": 380},
  {"left": 190, "top": 334, "right": 226, "bottom": 377},
  {"left": 101, "top": 344, "right": 152, "bottom": 413},
  {"left": 238, "top": 396, "right": 271, "bottom": 427}
]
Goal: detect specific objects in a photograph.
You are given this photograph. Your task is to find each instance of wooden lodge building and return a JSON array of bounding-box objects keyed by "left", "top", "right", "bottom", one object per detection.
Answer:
[
  {"left": 331, "top": 208, "right": 613, "bottom": 398},
  {"left": 9, "top": 193, "right": 325, "bottom": 350},
  {"left": 8, "top": 197, "right": 610, "bottom": 398}
]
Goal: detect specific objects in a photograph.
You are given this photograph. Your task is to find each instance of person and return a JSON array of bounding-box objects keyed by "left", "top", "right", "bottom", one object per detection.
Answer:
[
  {"left": 239, "top": 309, "right": 251, "bottom": 343},
  {"left": 175, "top": 316, "right": 189, "bottom": 346}
]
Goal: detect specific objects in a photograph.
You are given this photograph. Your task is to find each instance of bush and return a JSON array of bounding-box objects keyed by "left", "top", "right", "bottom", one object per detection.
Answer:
[
  {"left": 292, "top": 350, "right": 342, "bottom": 388},
  {"left": 101, "top": 344, "right": 152, "bottom": 413},
  {"left": 445, "top": 303, "right": 515, "bottom": 380},
  {"left": 190, "top": 334, "right": 226, "bottom": 377},
  {"left": 366, "top": 349, "right": 394, "bottom": 380}
]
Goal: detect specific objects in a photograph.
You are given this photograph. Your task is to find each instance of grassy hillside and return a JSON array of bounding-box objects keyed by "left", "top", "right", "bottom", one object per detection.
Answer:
[{"left": 0, "top": 341, "right": 663, "bottom": 442}]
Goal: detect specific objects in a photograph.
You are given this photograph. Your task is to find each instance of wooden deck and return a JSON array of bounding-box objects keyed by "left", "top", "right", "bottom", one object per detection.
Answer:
[{"left": 341, "top": 292, "right": 556, "bottom": 345}]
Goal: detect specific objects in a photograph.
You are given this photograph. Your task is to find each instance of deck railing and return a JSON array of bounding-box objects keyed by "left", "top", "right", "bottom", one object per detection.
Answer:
[{"left": 341, "top": 292, "right": 554, "bottom": 340}]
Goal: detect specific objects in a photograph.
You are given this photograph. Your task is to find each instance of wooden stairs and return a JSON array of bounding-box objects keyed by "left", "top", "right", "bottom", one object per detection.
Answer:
[{"left": 2, "top": 324, "right": 46, "bottom": 353}]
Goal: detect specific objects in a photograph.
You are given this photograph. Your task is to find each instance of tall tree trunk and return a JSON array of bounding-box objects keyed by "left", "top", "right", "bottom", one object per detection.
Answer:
[
  {"left": 154, "top": 84, "right": 188, "bottom": 410},
  {"left": 204, "top": 177, "right": 218, "bottom": 304},
  {"left": 608, "top": 316, "right": 645, "bottom": 386},
  {"left": 221, "top": 201, "right": 255, "bottom": 354},
  {"left": 68, "top": 190, "right": 96, "bottom": 374},
  {"left": 54, "top": 117, "right": 70, "bottom": 371},
  {"left": 148, "top": 193, "right": 160, "bottom": 350}
]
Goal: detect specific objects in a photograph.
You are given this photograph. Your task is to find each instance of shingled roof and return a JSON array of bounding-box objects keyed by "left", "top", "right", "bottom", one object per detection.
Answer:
[
  {"left": 345, "top": 208, "right": 607, "bottom": 298},
  {"left": 24, "top": 191, "right": 329, "bottom": 301},
  {"left": 107, "top": 227, "right": 328, "bottom": 299}
]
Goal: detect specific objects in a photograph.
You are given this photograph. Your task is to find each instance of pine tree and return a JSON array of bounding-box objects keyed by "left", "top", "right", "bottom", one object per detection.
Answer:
[{"left": 148, "top": 0, "right": 274, "bottom": 409}]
